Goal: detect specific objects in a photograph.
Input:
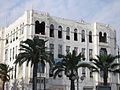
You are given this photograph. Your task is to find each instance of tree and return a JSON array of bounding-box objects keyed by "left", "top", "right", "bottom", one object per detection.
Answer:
[
  {"left": 50, "top": 50, "right": 95, "bottom": 90},
  {"left": 14, "top": 36, "right": 52, "bottom": 90},
  {"left": 0, "top": 63, "right": 13, "bottom": 90},
  {"left": 92, "top": 54, "right": 120, "bottom": 86}
]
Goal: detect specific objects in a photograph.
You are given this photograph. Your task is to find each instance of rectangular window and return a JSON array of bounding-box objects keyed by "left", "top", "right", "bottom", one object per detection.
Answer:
[
  {"left": 66, "top": 46, "right": 70, "bottom": 53},
  {"left": 15, "top": 46, "right": 18, "bottom": 58},
  {"left": 13, "top": 47, "right": 14, "bottom": 59},
  {"left": 50, "top": 44, "right": 54, "bottom": 54},
  {"left": 50, "top": 43, "right": 54, "bottom": 57},
  {"left": 10, "top": 31, "right": 12, "bottom": 43},
  {"left": 82, "top": 48, "right": 85, "bottom": 60},
  {"left": 10, "top": 49, "right": 12, "bottom": 61},
  {"left": 58, "top": 44, "right": 62, "bottom": 58},
  {"left": 74, "top": 47, "right": 78, "bottom": 54},
  {"left": 89, "top": 49, "right": 93, "bottom": 61}
]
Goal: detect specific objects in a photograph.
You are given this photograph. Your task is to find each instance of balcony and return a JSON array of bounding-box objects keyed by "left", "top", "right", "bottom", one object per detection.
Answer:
[{"left": 99, "top": 42, "right": 108, "bottom": 47}]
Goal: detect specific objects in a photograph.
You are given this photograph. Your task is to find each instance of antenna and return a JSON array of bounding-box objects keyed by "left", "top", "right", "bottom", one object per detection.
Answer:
[{"left": 81, "top": 18, "right": 84, "bottom": 23}]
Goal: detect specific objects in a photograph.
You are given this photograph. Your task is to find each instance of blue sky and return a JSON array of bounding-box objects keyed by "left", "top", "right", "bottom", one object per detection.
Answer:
[{"left": 0, "top": 0, "right": 120, "bottom": 46}]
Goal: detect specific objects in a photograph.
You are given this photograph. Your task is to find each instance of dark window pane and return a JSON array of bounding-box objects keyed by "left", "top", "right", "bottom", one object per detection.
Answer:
[
  {"left": 89, "top": 31, "right": 92, "bottom": 43},
  {"left": 58, "top": 26, "right": 62, "bottom": 39},
  {"left": 50, "top": 24, "right": 54, "bottom": 37},
  {"left": 82, "top": 30, "right": 85, "bottom": 42},
  {"left": 74, "top": 29, "right": 77, "bottom": 41},
  {"left": 66, "top": 27, "right": 70, "bottom": 40}
]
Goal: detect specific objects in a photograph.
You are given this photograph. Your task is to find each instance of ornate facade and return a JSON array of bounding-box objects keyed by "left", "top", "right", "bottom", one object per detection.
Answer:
[{"left": 0, "top": 10, "right": 119, "bottom": 90}]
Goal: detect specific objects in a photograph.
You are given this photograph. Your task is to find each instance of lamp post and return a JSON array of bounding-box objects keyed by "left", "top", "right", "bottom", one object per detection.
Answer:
[
  {"left": 19, "top": 77, "right": 24, "bottom": 90},
  {"left": 11, "top": 64, "right": 17, "bottom": 90}
]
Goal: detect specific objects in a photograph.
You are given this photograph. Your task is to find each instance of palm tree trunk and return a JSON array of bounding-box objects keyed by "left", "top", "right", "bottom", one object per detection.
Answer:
[
  {"left": 70, "top": 79, "right": 75, "bottom": 90},
  {"left": 32, "top": 62, "right": 38, "bottom": 90},
  {"left": 2, "top": 81, "right": 5, "bottom": 90},
  {"left": 103, "top": 71, "right": 108, "bottom": 86}
]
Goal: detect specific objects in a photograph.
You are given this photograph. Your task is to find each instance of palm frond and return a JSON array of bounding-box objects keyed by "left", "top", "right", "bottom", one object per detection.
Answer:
[
  {"left": 0, "top": 63, "right": 12, "bottom": 82},
  {"left": 110, "top": 63, "right": 120, "bottom": 69},
  {"left": 111, "top": 69, "right": 120, "bottom": 73},
  {"left": 53, "top": 69, "right": 64, "bottom": 79},
  {"left": 22, "top": 39, "right": 34, "bottom": 49}
]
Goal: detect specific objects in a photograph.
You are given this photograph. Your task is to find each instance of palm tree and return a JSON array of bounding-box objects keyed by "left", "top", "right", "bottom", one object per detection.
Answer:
[
  {"left": 0, "top": 63, "right": 13, "bottom": 90},
  {"left": 92, "top": 54, "right": 120, "bottom": 86},
  {"left": 14, "top": 36, "right": 52, "bottom": 90},
  {"left": 50, "top": 50, "right": 95, "bottom": 90}
]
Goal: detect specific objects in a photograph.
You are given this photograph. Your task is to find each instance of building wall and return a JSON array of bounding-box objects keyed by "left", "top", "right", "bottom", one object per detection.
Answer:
[{"left": 2, "top": 10, "right": 118, "bottom": 90}]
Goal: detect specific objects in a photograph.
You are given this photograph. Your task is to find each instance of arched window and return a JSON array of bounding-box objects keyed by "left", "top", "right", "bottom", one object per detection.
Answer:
[
  {"left": 35, "top": 20, "right": 40, "bottom": 34},
  {"left": 104, "top": 33, "right": 107, "bottom": 43},
  {"left": 66, "top": 27, "right": 70, "bottom": 40},
  {"left": 100, "top": 48, "right": 107, "bottom": 55},
  {"left": 89, "top": 31, "right": 92, "bottom": 43},
  {"left": 99, "top": 32, "right": 107, "bottom": 43},
  {"left": 35, "top": 21, "right": 45, "bottom": 35},
  {"left": 40, "top": 21, "right": 45, "bottom": 35},
  {"left": 6, "top": 34, "right": 8, "bottom": 44},
  {"left": 99, "top": 32, "right": 102, "bottom": 42},
  {"left": 10, "top": 31, "right": 12, "bottom": 43},
  {"left": 81, "top": 30, "right": 85, "bottom": 42},
  {"left": 50, "top": 24, "right": 54, "bottom": 37},
  {"left": 58, "top": 26, "right": 62, "bottom": 38},
  {"left": 74, "top": 29, "right": 77, "bottom": 41}
]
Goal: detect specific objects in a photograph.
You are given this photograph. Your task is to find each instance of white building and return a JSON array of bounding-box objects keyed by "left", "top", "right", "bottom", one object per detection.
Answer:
[{"left": 0, "top": 10, "right": 119, "bottom": 90}]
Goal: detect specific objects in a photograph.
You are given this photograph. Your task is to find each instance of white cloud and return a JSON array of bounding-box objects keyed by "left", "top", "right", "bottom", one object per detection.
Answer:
[
  {"left": 0, "top": 0, "right": 120, "bottom": 45},
  {"left": 90, "top": 0, "right": 120, "bottom": 45}
]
